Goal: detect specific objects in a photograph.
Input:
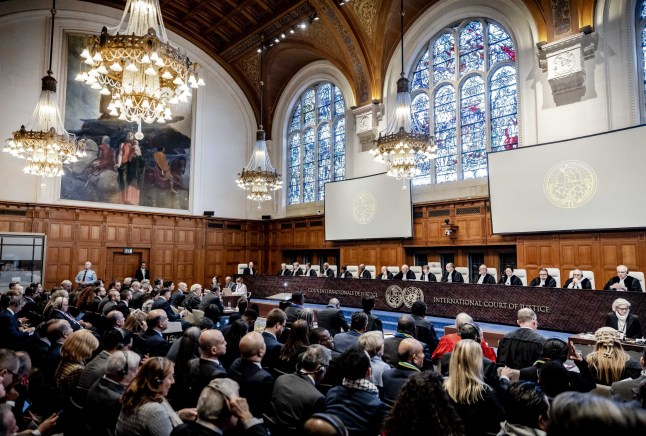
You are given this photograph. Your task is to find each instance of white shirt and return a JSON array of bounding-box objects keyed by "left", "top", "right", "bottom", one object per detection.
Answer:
[
  {"left": 447, "top": 273, "right": 453, "bottom": 283},
  {"left": 477, "top": 274, "right": 485, "bottom": 284},
  {"left": 232, "top": 283, "right": 247, "bottom": 296}
]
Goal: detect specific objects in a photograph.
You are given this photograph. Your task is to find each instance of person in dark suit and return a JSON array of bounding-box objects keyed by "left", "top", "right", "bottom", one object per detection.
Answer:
[
  {"left": 242, "top": 261, "right": 257, "bottom": 275},
  {"left": 86, "top": 350, "right": 141, "bottom": 436},
  {"left": 261, "top": 309, "right": 285, "bottom": 372},
  {"left": 358, "top": 264, "right": 372, "bottom": 279},
  {"left": 42, "top": 319, "right": 73, "bottom": 383},
  {"left": 337, "top": 266, "right": 353, "bottom": 279},
  {"left": 171, "top": 378, "right": 270, "bottom": 436},
  {"left": 393, "top": 264, "right": 416, "bottom": 281},
  {"left": 303, "top": 263, "right": 317, "bottom": 277},
  {"left": 134, "top": 309, "right": 171, "bottom": 357},
  {"left": 277, "top": 263, "right": 292, "bottom": 276},
  {"left": 411, "top": 301, "right": 439, "bottom": 355},
  {"left": 151, "top": 288, "right": 181, "bottom": 321},
  {"left": 382, "top": 338, "right": 424, "bottom": 405},
  {"left": 604, "top": 298, "right": 643, "bottom": 339},
  {"left": 227, "top": 332, "right": 274, "bottom": 417},
  {"left": 419, "top": 265, "right": 437, "bottom": 282},
  {"left": 472, "top": 264, "right": 497, "bottom": 284},
  {"left": 316, "top": 298, "right": 349, "bottom": 337},
  {"left": 27, "top": 321, "right": 53, "bottom": 370},
  {"left": 199, "top": 287, "right": 224, "bottom": 313},
  {"left": 134, "top": 261, "right": 150, "bottom": 282},
  {"left": 360, "top": 295, "right": 383, "bottom": 332},
  {"left": 333, "top": 312, "right": 367, "bottom": 353},
  {"left": 604, "top": 265, "right": 642, "bottom": 292},
  {"left": 186, "top": 329, "right": 228, "bottom": 405},
  {"left": 0, "top": 295, "right": 34, "bottom": 350},
  {"left": 499, "top": 266, "right": 523, "bottom": 286},
  {"left": 284, "top": 292, "right": 304, "bottom": 327},
  {"left": 50, "top": 296, "right": 91, "bottom": 331},
  {"left": 377, "top": 266, "right": 394, "bottom": 280},
  {"left": 289, "top": 262, "right": 303, "bottom": 276},
  {"left": 383, "top": 315, "right": 433, "bottom": 371},
  {"left": 115, "top": 290, "right": 132, "bottom": 319},
  {"left": 611, "top": 347, "right": 646, "bottom": 402},
  {"left": 321, "top": 262, "right": 335, "bottom": 278},
  {"left": 266, "top": 344, "right": 329, "bottom": 433},
  {"left": 529, "top": 268, "right": 557, "bottom": 287},
  {"left": 184, "top": 284, "right": 203, "bottom": 311},
  {"left": 563, "top": 269, "right": 592, "bottom": 289},
  {"left": 441, "top": 263, "right": 464, "bottom": 283}
]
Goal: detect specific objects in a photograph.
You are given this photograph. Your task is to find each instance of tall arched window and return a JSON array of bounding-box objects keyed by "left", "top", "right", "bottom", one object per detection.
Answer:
[
  {"left": 288, "top": 82, "right": 345, "bottom": 204},
  {"left": 409, "top": 19, "right": 518, "bottom": 185},
  {"left": 638, "top": 1, "right": 646, "bottom": 116}
]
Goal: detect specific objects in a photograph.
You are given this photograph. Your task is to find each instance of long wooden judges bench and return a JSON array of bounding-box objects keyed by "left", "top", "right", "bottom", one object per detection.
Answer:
[{"left": 240, "top": 275, "right": 646, "bottom": 334}]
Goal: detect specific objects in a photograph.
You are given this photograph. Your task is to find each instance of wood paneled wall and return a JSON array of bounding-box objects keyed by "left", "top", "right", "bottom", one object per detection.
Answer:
[{"left": 1, "top": 199, "right": 644, "bottom": 290}]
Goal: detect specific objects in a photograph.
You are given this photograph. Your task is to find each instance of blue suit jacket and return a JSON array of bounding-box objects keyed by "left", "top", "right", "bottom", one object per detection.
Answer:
[
  {"left": 0, "top": 309, "right": 29, "bottom": 350},
  {"left": 333, "top": 330, "right": 361, "bottom": 353}
]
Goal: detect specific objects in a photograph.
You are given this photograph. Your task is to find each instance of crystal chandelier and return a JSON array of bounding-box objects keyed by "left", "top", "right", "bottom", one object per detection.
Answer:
[
  {"left": 78, "top": 0, "right": 205, "bottom": 139},
  {"left": 236, "top": 42, "right": 282, "bottom": 208},
  {"left": 3, "top": 0, "right": 85, "bottom": 178},
  {"left": 370, "top": 0, "right": 436, "bottom": 188}
]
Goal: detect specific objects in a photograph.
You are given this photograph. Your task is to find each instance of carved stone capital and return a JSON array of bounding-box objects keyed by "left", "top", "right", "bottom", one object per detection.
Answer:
[
  {"left": 352, "top": 102, "right": 382, "bottom": 148},
  {"left": 537, "top": 32, "right": 598, "bottom": 95}
]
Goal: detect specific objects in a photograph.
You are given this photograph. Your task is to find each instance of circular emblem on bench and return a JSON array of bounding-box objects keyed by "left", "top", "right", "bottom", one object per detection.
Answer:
[{"left": 385, "top": 285, "right": 404, "bottom": 309}]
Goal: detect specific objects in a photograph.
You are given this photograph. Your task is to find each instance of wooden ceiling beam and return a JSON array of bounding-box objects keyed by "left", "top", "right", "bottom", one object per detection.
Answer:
[{"left": 204, "top": 0, "right": 260, "bottom": 33}]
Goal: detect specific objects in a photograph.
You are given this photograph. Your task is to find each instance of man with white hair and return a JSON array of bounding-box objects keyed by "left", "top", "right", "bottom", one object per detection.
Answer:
[
  {"left": 184, "top": 284, "right": 204, "bottom": 310},
  {"left": 432, "top": 312, "right": 496, "bottom": 363},
  {"left": 170, "top": 378, "right": 269, "bottom": 435},
  {"left": 75, "top": 261, "right": 97, "bottom": 285},
  {"left": 603, "top": 265, "right": 642, "bottom": 292},
  {"left": 497, "top": 308, "right": 546, "bottom": 370},
  {"left": 277, "top": 263, "right": 291, "bottom": 276},
  {"left": 393, "top": 264, "right": 416, "bottom": 281}
]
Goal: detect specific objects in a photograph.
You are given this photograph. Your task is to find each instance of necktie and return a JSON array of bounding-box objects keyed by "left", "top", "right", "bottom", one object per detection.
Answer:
[{"left": 82, "top": 270, "right": 87, "bottom": 281}]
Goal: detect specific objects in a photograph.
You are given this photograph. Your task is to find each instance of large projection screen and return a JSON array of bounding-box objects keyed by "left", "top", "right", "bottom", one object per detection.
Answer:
[
  {"left": 325, "top": 173, "right": 413, "bottom": 241},
  {"left": 488, "top": 125, "right": 646, "bottom": 234}
]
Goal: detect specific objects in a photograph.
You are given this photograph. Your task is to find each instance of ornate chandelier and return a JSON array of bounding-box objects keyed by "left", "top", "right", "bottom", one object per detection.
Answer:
[
  {"left": 78, "top": 0, "right": 204, "bottom": 138},
  {"left": 3, "top": 1, "right": 85, "bottom": 178},
  {"left": 236, "top": 42, "right": 282, "bottom": 207},
  {"left": 370, "top": 0, "right": 435, "bottom": 187}
]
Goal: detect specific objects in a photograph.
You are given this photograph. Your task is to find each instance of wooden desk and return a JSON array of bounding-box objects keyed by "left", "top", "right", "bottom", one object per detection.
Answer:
[
  {"left": 568, "top": 334, "right": 645, "bottom": 353},
  {"left": 266, "top": 292, "right": 293, "bottom": 301}
]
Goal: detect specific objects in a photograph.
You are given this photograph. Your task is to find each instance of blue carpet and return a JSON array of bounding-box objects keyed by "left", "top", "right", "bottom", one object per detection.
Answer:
[{"left": 255, "top": 299, "right": 572, "bottom": 342}]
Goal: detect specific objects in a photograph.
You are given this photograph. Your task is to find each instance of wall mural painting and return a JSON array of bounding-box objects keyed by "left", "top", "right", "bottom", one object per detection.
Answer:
[{"left": 62, "top": 34, "right": 192, "bottom": 210}]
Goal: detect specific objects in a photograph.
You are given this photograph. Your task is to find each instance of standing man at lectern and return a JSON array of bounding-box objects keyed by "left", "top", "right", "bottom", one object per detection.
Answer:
[{"left": 441, "top": 263, "right": 464, "bottom": 283}]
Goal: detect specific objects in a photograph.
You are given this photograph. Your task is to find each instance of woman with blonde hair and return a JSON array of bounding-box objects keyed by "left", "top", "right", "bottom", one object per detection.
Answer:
[
  {"left": 55, "top": 329, "right": 99, "bottom": 398},
  {"left": 117, "top": 357, "right": 196, "bottom": 436},
  {"left": 443, "top": 339, "right": 504, "bottom": 435},
  {"left": 124, "top": 309, "right": 148, "bottom": 335},
  {"left": 586, "top": 327, "right": 641, "bottom": 385}
]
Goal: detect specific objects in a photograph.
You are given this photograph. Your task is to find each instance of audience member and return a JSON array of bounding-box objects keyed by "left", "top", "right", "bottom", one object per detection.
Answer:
[
  {"left": 333, "top": 312, "right": 367, "bottom": 353},
  {"left": 611, "top": 346, "right": 646, "bottom": 402},
  {"left": 0, "top": 294, "right": 33, "bottom": 350},
  {"left": 359, "top": 296, "right": 382, "bottom": 332},
  {"left": 410, "top": 300, "right": 439, "bottom": 354},
  {"left": 358, "top": 331, "right": 389, "bottom": 388},
  {"left": 285, "top": 292, "right": 305, "bottom": 327},
  {"left": 497, "top": 308, "right": 546, "bottom": 369},
  {"left": 186, "top": 329, "right": 228, "bottom": 407},
  {"left": 267, "top": 345, "right": 330, "bottom": 434},
  {"left": 382, "top": 338, "right": 424, "bottom": 405},
  {"left": 171, "top": 378, "right": 269, "bottom": 436},
  {"left": 221, "top": 319, "right": 248, "bottom": 370},
  {"left": 444, "top": 339, "right": 505, "bottom": 436},
  {"left": 433, "top": 312, "right": 496, "bottom": 363},
  {"left": 85, "top": 350, "right": 141, "bottom": 435},
  {"left": 316, "top": 298, "right": 349, "bottom": 337},
  {"left": 277, "top": 319, "right": 310, "bottom": 373},
  {"left": 78, "top": 328, "right": 132, "bottom": 391},
  {"left": 134, "top": 309, "right": 172, "bottom": 357},
  {"left": 228, "top": 332, "right": 274, "bottom": 417},
  {"left": 325, "top": 346, "right": 389, "bottom": 435},
  {"left": 261, "top": 308, "right": 285, "bottom": 372},
  {"left": 498, "top": 381, "right": 549, "bottom": 436},
  {"left": 382, "top": 371, "right": 465, "bottom": 436},
  {"left": 117, "top": 357, "right": 196, "bottom": 436},
  {"left": 586, "top": 327, "right": 641, "bottom": 385},
  {"left": 383, "top": 315, "right": 433, "bottom": 370},
  {"left": 303, "top": 413, "right": 349, "bottom": 436}
]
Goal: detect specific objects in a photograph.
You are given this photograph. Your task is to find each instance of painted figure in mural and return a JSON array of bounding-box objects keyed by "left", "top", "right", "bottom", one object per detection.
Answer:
[
  {"left": 153, "top": 146, "right": 176, "bottom": 194},
  {"left": 88, "top": 135, "right": 115, "bottom": 175},
  {"left": 115, "top": 131, "right": 145, "bottom": 205}
]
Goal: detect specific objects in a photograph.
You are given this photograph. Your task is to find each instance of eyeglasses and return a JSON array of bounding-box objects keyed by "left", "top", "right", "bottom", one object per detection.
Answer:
[
  {"left": 573, "top": 274, "right": 582, "bottom": 277},
  {"left": 617, "top": 307, "right": 629, "bottom": 311}
]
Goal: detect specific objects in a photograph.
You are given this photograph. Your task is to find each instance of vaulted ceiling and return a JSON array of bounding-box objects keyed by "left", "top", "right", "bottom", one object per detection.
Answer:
[{"left": 80, "top": 0, "right": 596, "bottom": 135}]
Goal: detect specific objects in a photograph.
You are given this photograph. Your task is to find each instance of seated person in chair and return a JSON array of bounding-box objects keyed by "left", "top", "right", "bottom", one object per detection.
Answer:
[
  {"left": 563, "top": 269, "right": 592, "bottom": 289},
  {"left": 529, "top": 268, "right": 557, "bottom": 287}
]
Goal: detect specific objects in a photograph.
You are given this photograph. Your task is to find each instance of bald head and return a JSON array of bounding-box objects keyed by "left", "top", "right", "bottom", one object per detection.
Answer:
[
  {"left": 239, "top": 331, "right": 265, "bottom": 361},
  {"left": 199, "top": 329, "right": 226, "bottom": 358},
  {"left": 304, "top": 414, "right": 347, "bottom": 436},
  {"left": 398, "top": 338, "right": 423, "bottom": 367}
]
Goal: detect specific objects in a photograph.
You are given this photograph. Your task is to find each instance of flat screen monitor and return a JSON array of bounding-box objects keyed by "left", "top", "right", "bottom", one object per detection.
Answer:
[
  {"left": 488, "top": 125, "right": 646, "bottom": 234},
  {"left": 325, "top": 173, "right": 413, "bottom": 241}
]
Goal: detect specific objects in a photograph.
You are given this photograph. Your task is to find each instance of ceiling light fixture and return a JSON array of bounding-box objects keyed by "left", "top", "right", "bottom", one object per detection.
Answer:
[
  {"left": 3, "top": 0, "right": 85, "bottom": 178},
  {"left": 370, "top": 0, "right": 436, "bottom": 189},
  {"left": 236, "top": 40, "right": 282, "bottom": 207},
  {"left": 79, "top": 0, "right": 205, "bottom": 139}
]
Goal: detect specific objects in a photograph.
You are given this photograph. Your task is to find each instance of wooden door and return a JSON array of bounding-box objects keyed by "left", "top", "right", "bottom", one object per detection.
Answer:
[{"left": 106, "top": 248, "right": 147, "bottom": 283}]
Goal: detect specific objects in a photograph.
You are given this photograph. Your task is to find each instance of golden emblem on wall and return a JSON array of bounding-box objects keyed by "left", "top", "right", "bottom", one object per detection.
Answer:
[
  {"left": 543, "top": 160, "right": 597, "bottom": 208},
  {"left": 385, "top": 285, "right": 404, "bottom": 308},
  {"left": 402, "top": 286, "right": 424, "bottom": 308}
]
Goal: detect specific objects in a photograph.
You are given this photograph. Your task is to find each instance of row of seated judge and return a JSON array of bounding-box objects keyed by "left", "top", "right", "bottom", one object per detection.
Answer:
[{"left": 258, "top": 260, "right": 646, "bottom": 291}]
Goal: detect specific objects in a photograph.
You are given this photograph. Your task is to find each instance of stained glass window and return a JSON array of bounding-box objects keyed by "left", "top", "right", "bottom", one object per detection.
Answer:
[
  {"left": 287, "top": 82, "right": 346, "bottom": 204},
  {"left": 409, "top": 19, "right": 518, "bottom": 185}
]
